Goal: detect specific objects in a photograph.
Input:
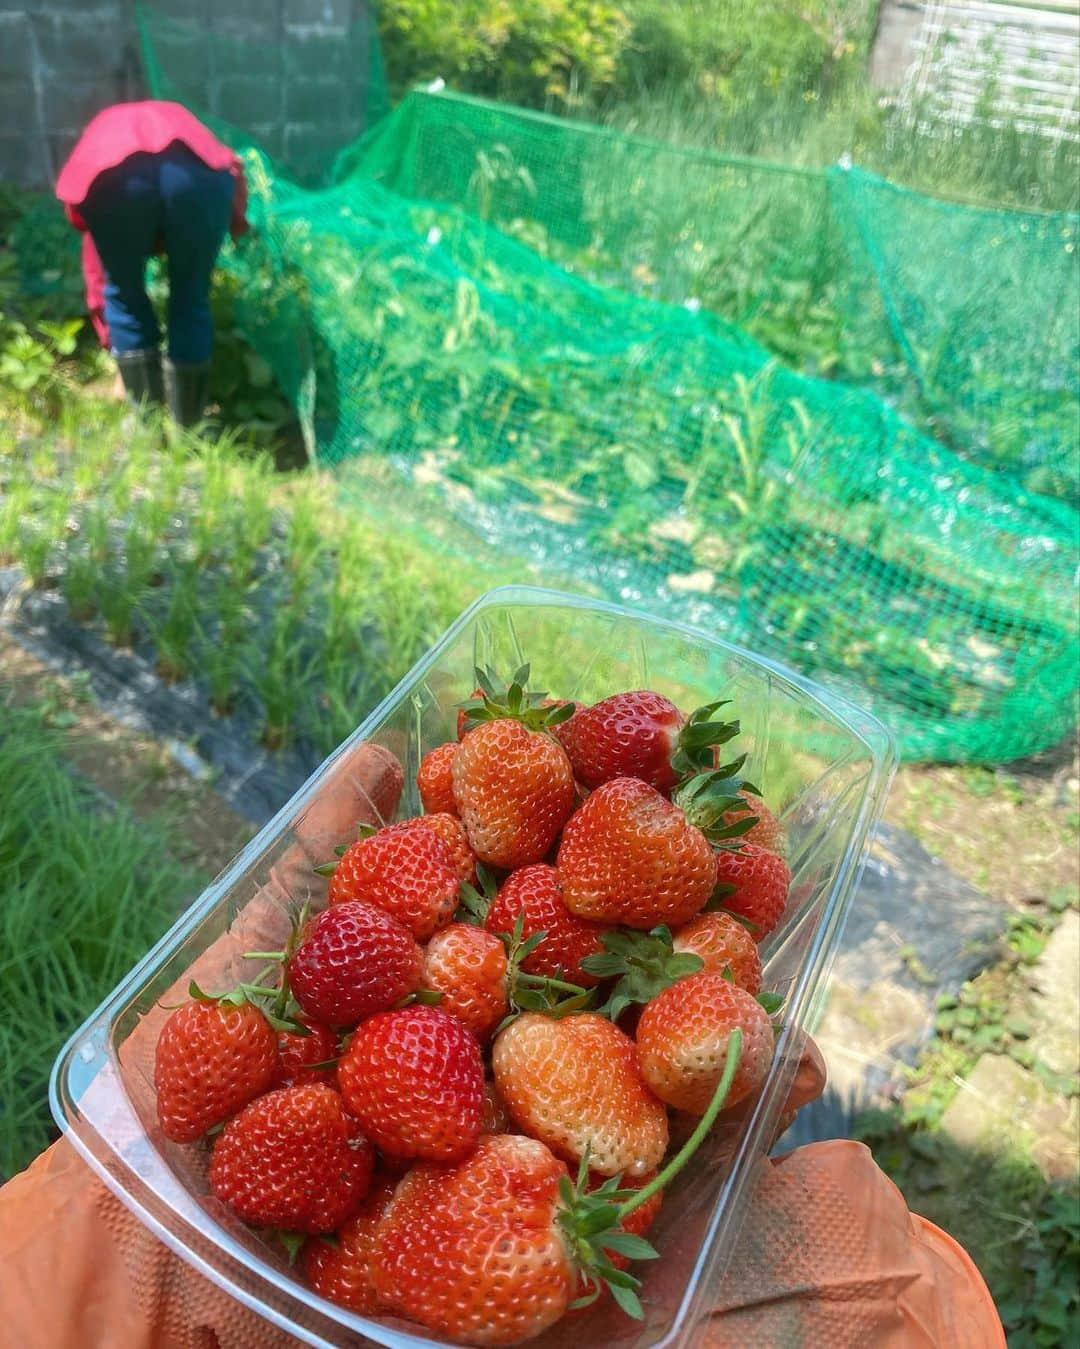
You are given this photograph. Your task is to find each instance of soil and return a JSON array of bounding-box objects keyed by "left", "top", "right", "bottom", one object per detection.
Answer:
[{"left": 0, "top": 631, "right": 252, "bottom": 876}]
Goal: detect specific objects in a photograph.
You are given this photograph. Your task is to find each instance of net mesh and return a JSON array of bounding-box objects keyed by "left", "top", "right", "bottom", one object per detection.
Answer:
[{"left": 128, "top": 16, "right": 1078, "bottom": 763}]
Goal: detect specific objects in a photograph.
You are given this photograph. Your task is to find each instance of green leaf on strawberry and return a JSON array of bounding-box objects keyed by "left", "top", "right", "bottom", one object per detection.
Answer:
[{"left": 582, "top": 925, "right": 705, "bottom": 1022}]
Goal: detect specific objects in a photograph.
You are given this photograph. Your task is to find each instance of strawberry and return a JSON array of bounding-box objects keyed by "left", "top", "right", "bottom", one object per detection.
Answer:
[
  {"left": 154, "top": 994, "right": 278, "bottom": 1143},
  {"left": 417, "top": 741, "right": 459, "bottom": 815},
  {"left": 483, "top": 863, "right": 610, "bottom": 986},
  {"left": 721, "top": 788, "right": 784, "bottom": 853},
  {"left": 557, "top": 693, "right": 744, "bottom": 795},
  {"left": 373, "top": 1043, "right": 743, "bottom": 1345},
  {"left": 556, "top": 689, "right": 685, "bottom": 792},
  {"left": 454, "top": 718, "right": 575, "bottom": 869},
  {"left": 302, "top": 1176, "right": 397, "bottom": 1314},
  {"left": 287, "top": 900, "right": 422, "bottom": 1027},
  {"left": 337, "top": 1004, "right": 484, "bottom": 1162},
  {"left": 422, "top": 922, "right": 508, "bottom": 1040},
  {"left": 373, "top": 1134, "right": 576, "bottom": 1344},
  {"left": 636, "top": 973, "right": 774, "bottom": 1114},
  {"left": 452, "top": 665, "right": 576, "bottom": 870},
  {"left": 557, "top": 777, "right": 717, "bottom": 929},
  {"left": 209, "top": 1083, "right": 374, "bottom": 1234},
  {"left": 328, "top": 820, "right": 459, "bottom": 940},
  {"left": 714, "top": 842, "right": 791, "bottom": 941},
  {"left": 274, "top": 1019, "right": 339, "bottom": 1088},
  {"left": 416, "top": 810, "right": 476, "bottom": 884},
  {"left": 672, "top": 911, "right": 762, "bottom": 994},
  {"left": 492, "top": 1012, "right": 668, "bottom": 1178}
]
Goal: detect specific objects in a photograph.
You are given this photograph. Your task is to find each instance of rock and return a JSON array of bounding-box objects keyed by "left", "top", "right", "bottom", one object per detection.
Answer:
[
  {"left": 780, "top": 822, "right": 1006, "bottom": 1144},
  {"left": 1026, "top": 909, "right": 1080, "bottom": 1079},
  {"left": 940, "top": 1054, "right": 1079, "bottom": 1181}
]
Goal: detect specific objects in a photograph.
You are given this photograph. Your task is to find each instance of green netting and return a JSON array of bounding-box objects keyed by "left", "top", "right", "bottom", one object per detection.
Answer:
[
  {"left": 133, "top": 35, "right": 1079, "bottom": 764},
  {"left": 135, "top": 5, "right": 389, "bottom": 186}
]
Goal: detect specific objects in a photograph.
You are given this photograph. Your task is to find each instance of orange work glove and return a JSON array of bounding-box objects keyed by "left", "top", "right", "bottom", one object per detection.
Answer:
[{"left": 0, "top": 743, "right": 1004, "bottom": 1348}]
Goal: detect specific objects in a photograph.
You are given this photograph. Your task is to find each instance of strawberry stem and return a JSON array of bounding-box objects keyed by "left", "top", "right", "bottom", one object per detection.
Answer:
[{"left": 618, "top": 1028, "right": 743, "bottom": 1220}]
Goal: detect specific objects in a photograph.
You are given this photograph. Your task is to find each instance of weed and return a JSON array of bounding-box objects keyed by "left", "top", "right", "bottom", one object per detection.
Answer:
[{"left": 0, "top": 697, "right": 202, "bottom": 1179}]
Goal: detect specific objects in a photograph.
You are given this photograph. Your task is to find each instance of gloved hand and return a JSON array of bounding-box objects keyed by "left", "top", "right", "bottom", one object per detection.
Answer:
[{"left": 0, "top": 742, "right": 1004, "bottom": 1349}]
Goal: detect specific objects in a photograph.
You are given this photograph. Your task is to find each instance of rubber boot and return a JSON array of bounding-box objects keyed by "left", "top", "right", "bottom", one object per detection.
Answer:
[
  {"left": 163, "top": 358, "right": 211, "bottom": 428},
  {"left": 114, "top": 348, "right": 163, "bottom": 408}
]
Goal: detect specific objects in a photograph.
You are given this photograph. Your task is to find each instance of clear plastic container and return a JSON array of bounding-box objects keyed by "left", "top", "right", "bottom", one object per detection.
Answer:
[{"left": 52, "top": 585, "right": 896, "bottom": 1348}]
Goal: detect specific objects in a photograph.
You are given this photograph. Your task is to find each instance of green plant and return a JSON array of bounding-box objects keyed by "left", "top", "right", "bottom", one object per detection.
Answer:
[{"left": 0, "top": 697, "right": 203, "bottom": 1179}]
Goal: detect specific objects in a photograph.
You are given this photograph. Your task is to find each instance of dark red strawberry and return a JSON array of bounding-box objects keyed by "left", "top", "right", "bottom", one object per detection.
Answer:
[
  {"left": 558, "top": 692, "right": 745, "bottom": 794},
  {"left": 209, "top": 1083, "right": 373, "bottom": 1233},
  {"left": 287, "top": 900, "right": 422, "bottom": 1027},
  {"left": 714, "top": 843, "right": 791, "bottom": 941},
  {"left": 337, "top": 1004, "right": 484, "bottom": 1163}
]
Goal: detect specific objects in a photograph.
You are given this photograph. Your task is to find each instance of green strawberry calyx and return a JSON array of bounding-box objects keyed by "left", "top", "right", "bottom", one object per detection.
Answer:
[
  {"left": 673, "top": 755, "right": 762, "bottom": 850},
  {"left": 458, "top": 663, "right": 576, "bottom": 735},
  {"left": 558, "top": 1029, "right": 744, "bottom": 1320},
  {"left": 455, "top": 863, "right": 499, "bottom": 924},
  {"left": 669, "top": 699, "right": 743, "bottom": 778},
  {"left": 492, "top": 913, "right": 596, "bottom": 1032},
  {"left": 581, "top": 926, "right": 705, "bottom": 1022}
]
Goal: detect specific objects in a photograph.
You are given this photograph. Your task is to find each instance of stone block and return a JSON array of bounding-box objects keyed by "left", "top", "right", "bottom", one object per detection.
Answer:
[
  {"left": 0, "top": 11, "right": 33, "bottom": 77},
  {"left": 284, "top": 32, "right": 355, "bottom": 82},
  {"left": 283, "top": 0, "right": 352, "bottom": 29},
  {"left": 1026, "top": 908, "right": 1079, "bottom": 1079},
  {"left": 284, "top": 78, "right": 344, "bottom": 126},
  {"left": 34, "top": 9, "right": 127, "bottom": 77},
  {"left": 0, "top": 132, "right": 46, "bottom": 189},
  {"left": 941, "top": 1053, "right": 1079, "bottom": 1181},
  {"left": 214, "top": 76, "right": 282, "bottom": 127},
  {"left": 43, "top": 79, "right": 113, "bottom": 135},
  {"left": 150, "top": 33, "right": 210, "bottom": 91}
]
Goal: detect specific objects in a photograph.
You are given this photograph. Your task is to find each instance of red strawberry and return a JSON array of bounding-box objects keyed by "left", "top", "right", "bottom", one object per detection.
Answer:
[
  {"left": 558, "top": 692, "right": 747, "bottom": 796},
  {"left": 636, "top": 973, "right": 774, "bottom": 1114},
  {"left": 373, "top": 1134, "right": 576, "bottom": 1344},
  {"left": 484, "top": 863, "right": 609, "bottom": 986},
  {"left": 453, "top": 718, "right": 575, "bottom": 869},
  {"left": 673, "top": 911, "right": 762, "bottom": 994},
  {"left": 274, "top": 1019, "right": 339, "bottom": 1088},
  {"left": 328, "top": 821, "right": 459, "bottom": 940},
  {"left": 556, "top": 689, "right": 686, "bottom": 792},
  {"left": 417, "top": 741, "right": 459, "bottom": 815},
  {"left": 492, "top": 1012, "right": 668, "bottom": 1178},
  {"left": 154, "top": 996, "right": 277, "bottom": 1143},
  {"left": 287, "top": 900, "right": 422, "bottom": 1027},
  {"left": 422, "top": 922, "right": 508, "bottom": 1040},
  {"left": 714, "top": 843, "right": 791, "bottom": 940},
  {"left": 337, "top": 1004, "right": 484, "bottom": 1162},
  {"left": 721, "top": 789, "right": 784, "bottom": 853},
  {"left": 209, "top": 1083, "right": 374, "bottom": 1234},
  {"left": 558, "top": 776, "right": 716, "bottom": 929},
  {"left": 373, "top": 1044, "right": 746, "bottom": 1342},
  {"left": 302, "top": 1176, "right": 397, "bottom": 1314},
  {"left": 416, "top": 810, "right": 476, "bottom": 884}
]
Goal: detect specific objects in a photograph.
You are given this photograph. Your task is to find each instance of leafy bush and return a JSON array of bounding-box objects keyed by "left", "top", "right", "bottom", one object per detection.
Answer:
[{"left": 378, "top": 0, "right": 631, "bottom": 106}]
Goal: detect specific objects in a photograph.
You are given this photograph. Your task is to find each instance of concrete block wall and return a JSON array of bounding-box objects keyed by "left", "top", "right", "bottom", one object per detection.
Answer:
[{"left": 0, "top": 1, "right": 378, "bottom": 189}]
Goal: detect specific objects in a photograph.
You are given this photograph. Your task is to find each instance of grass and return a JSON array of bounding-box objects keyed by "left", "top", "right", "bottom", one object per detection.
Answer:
[
  {"left": 0, "top": 387, "right": 517, "bottom": 757},
  {"left": 0, "top": 695, "right": 204, "bottom": 1180}
]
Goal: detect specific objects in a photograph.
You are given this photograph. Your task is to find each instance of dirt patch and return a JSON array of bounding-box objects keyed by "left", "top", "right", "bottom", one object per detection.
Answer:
[
  {"left": 886, "top": 746, "right": 1079, "bottom": 907},
  {"left": 0, "top": 632, "right": 252, "bottom": 876}
]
